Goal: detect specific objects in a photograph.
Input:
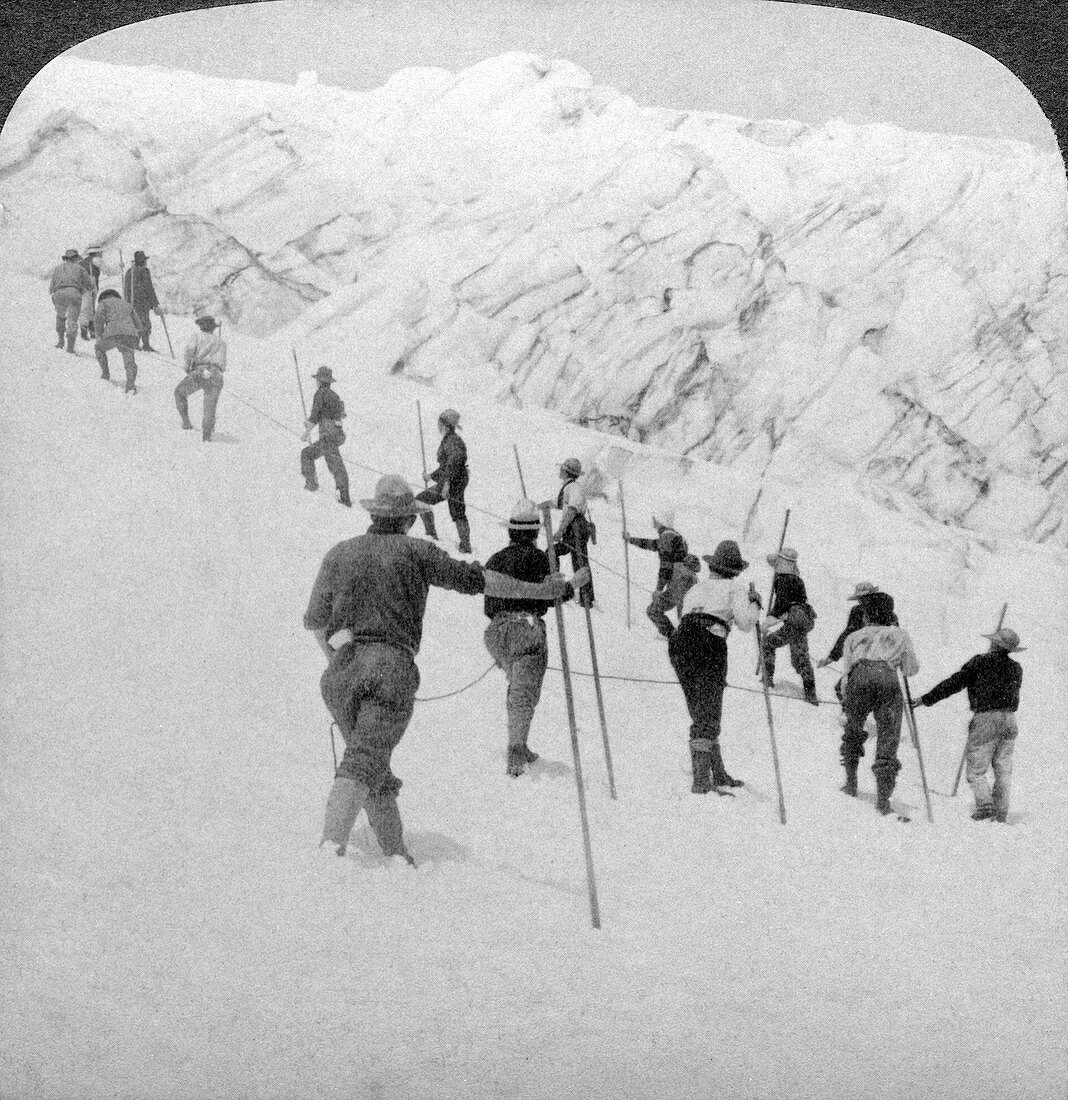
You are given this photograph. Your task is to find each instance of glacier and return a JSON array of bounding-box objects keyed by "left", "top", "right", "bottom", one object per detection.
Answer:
[{"left": 2, "top": 52, "right": 1066, "bottom": 548}]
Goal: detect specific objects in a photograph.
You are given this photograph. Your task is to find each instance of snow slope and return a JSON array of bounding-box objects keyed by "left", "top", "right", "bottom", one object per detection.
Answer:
[
  {"left": 1, "top": 266, "right": 1066, "bottom": 1098},
  {"left": 3, "top": 54, "right": 1067, "bottom": 550}
]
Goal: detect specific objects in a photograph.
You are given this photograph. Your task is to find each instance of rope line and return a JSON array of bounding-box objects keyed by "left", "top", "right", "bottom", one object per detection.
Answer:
[{"left": 414, "top": 661, "right": 497, "bottom": 702}]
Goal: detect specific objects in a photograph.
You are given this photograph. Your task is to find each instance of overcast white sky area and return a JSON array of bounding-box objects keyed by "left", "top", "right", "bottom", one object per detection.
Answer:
[{"left": 59, "top": 0, "right": 1056, "bottom": 152}]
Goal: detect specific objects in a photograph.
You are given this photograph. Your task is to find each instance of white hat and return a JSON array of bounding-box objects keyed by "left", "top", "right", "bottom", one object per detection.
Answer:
[
  {"left": 652, "top": 508, "right": 675, "bottom": 529},
  {"left": 503, "top": 499, "right": 541, "bottom": 531}
]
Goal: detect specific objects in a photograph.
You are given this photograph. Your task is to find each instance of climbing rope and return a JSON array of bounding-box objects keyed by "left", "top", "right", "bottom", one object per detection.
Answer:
[{"left": 415, "top": 661, "right": 497, "bottom": 702}]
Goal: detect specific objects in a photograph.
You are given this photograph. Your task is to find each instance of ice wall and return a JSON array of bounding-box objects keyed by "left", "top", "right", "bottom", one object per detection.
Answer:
[{"left": 2, "top": 53, "right": 1066, "bottom": 544}]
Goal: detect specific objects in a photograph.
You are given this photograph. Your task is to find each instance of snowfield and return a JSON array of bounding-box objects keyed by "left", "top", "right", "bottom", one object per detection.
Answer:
[{"left": 1, "top": 54, "right": 1066, "bottom": 1100}]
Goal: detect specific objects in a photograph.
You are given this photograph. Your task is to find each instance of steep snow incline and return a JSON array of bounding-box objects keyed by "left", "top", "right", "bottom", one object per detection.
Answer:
[
  {"left": 1, "top": 272, "right": 1066, "bottom": 1098},
  {"left": 3, "top": 54, "right": 1066, "bottom": 548}
]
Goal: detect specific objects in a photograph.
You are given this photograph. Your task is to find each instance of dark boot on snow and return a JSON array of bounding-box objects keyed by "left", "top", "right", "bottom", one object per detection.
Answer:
[
  {"left": 971, "top": 804, "right": 995, "bottom": 821},
  {"left": 708, "top": 739, "right": 744, "bottom": 788},
  {"left": 841, "top": 759, "right": 858, "bottom": 797},
  {"left": 422, "top": 510, "right": 439, "bottom": 541},
  {"left": 802, "top": 677, "right": 819, "bottom": 706},
  {"left": 874, "top": 774, "right": 895, "bottom": 816},
  {"left": 690, "top": 749, "right": 713, "bottom": 795},
  {"left": 506, "top": 745, "right": 529, "bottom": 777},
  {"left": 338, "top": 488, "right": 352, "bottom": 508},
  {"left": 65, "top": 332, "right": 76, "bottom": 354},
  {"left": 456, "top": 519, "right": 472, "bottom": 554}
]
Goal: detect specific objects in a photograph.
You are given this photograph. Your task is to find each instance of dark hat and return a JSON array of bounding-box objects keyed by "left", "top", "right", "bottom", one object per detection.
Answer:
[
  {"left": 360, "top": 475, "right": 432, "bottom": 518},
  {"left": 848, "top": 581, "right": 881, "bottom": 601},
  {"left": 503, "top": 499, "right": 541, "bottom": 531},
  {"left": 195, "top": 316, "right": 217, "bottom": 332},
  {"left": 983, "top": 627, "right": 1025, "bottom": 653},
  {"left": 438, "top": 408, "right": 460, "bottom": 428},
  {"left": 133, "top": 250, "right": 148, "bottom": 262},
  {"left": 312, "top": 366, "right": 335, "bottom": 383},
  {"left": 702, "top": 540, "right": 748, "bottom": 578},
  {"left": 62, "top": 248, "right": 80, "bottom": 261},
  {"left": 560, "top": 457, "right": 582, "bottom": 476},
  {"left": 98, "top": 288, "right": 120, "bottom": 301}
]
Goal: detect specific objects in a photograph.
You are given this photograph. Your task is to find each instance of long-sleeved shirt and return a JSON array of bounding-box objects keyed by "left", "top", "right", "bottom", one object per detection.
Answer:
[
  {"left": 919, "top": 651, "right": 1022, "bottom": 713},
  {"left": 308, "top": 385, "right": 345, "bottom": 439},
  {"left": 123, "top": 264, "right": 159, "bottom": 311},
  {"left": 305, "top": 528, "right": 486, "bottom": 655},
  {"left": 484, "top": 541, "right": 573, "bottom": 619},
  {"left": 680, "top": 575, "right": 759, "bottom": 633},
  {"left": 183, "top": 331, "right": 227, "bottom": 376},
  {"left": 49, "top": 261, "right": 94, "bottom": 295},
  {"left": 647, "top": 561, "right": 699, "bottom": 636},
  {"left": 841, "top": 625, "right": 919, "bottom": 680},
  {"left": 429, "top": 430, "right": 467, "bottom": 489},
  {"left": 769, "top": 572, "right": 808, "bottom": 620},
  {"left": 627, "top": 527, "right": 688, "bottom": 590},
  {"left": 94, "top": 297, "right": 141, "bottom": 339},
  {"left": 78, "top": 257, "right": 101, "bottom": 288}
]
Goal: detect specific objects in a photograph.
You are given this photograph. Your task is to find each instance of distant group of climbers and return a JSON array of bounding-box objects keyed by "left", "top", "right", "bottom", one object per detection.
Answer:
[
  {"left": 48, "top": 247, "right": 226, "bottom": 439},
  {"left": 44, "top": 247, "right": 1026, "bottom": 865}
]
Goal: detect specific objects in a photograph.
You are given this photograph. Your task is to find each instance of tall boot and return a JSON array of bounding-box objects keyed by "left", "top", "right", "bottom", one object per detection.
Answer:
[
  {"left": 320, "top": 776, "right": 369, "bottom": 855},
  {"left": 65, "top": 332, "right": 76, "bottom": 354},
  {"left": 841, "top": 758, "right": 858, "bottom": 797},
  {"left": 708, "top": 739, "right": 744, "bottom": 788},
  {"left": 802, "top": 674, "right": 819, "bottom": 707},
  {"left": 690, "top": 739, "right": 713, "bottom": 795},
  {"left": 874, "top": 772, "right": 895, "bottom": 816},
  {"left": 55, "top": 317, "right": 65, "bottom": 349},
  {"left": 456, "top": 518, "right": 472, "bottom": 554},
  {"left": 760, "top": 641, "right": 775, "bottom": 687},
  {"left": 421, "top": 509, "right": 438, "bottom": 540},
  {"left": 365, "top": 792, "right": 415, "bottom": 865}
]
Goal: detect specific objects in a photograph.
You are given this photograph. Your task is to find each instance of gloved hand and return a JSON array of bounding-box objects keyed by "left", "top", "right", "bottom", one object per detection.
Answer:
[
  {"left": 536, "top": 499, "right": 553, "bottom": 511},
  {"left": 154, "top": 307, "right": 163, "bottom": 317},
  {"left": 545, "top": 571, "right": 571, "bottom": 599},
  {"left": 570, "top": 566, "right": 592, "bottom": 590}
]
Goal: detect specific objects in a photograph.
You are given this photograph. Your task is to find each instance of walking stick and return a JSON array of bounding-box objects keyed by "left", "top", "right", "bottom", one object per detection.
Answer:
[
  {"left": 950, "top": 602, "right": 1008, "bottom": 796},
  {"left": 583, "top": 601, "right": 617, "bottom": 800},
  {"left": 619, "top": 481, "right": 632, "bottom": 630},
  {"left": 292, "top": 348, "right": 309, "bottom": 421},
  {"left": 755, "top": 508, "right": 791, "bottom": 675},
  {"left": 753, "top": 597, "right": 788, "bottom": 826},
  {"left": 159, "top": 313, "right": 175, "bottom": 359},
  {"left": 901, "top": 673, "right": 935, "bottom": 824},
  {"left": 542, "top": 504, "right": 602, "bottom": 929},
  {"left": 513, "top": 444, "right": 528, "bottom": 498},
  {"left": 416, "top": 400, "right": 428, "bottom": 482}
]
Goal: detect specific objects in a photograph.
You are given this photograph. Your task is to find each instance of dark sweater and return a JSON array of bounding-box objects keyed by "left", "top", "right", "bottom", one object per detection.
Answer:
[
  {"left": 627, "top": 528, "right": 688, "bottom": 590},
  {"left": 919, "top": 651, "right": 1023, "bottom": 713},
  {"left": 769, "top": 573, "right": 808, "bottom": 619},
  {"left": 484, "top": 541, "right": 572, "bottom": 618},
  {"left": 430, "top": 430, "right": 467, "bottom": 488},
  {"left": 309, "top": 385, "right": 345, "bottom": 424}
]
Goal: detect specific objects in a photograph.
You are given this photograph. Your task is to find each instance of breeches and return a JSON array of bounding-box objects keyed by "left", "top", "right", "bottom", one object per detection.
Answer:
[
  {"left": 841, "top": 661, "right": 903, "bottom": 779},
  {"left": 52, "top": 289, "right": 82, "bottom": 336},
  {"left": 484, "top": 613, "right": 549, "bottom": 746},
  {"left": 668, "top": 619, "right": 727, "bottom": 744}
]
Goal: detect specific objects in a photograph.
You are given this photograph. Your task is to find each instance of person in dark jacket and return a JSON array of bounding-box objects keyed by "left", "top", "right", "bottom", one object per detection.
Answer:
[
  {"left": 915, "top": 627, "right": 1024, "bottom": 822},
  {"left": 760, "top": 547, "right": 818, "bottom": 705},
  {"left": 93, "top": 289, "right": 143, "bottom": 392},
  {"left": 646, "top": 553, "right": 700, "bottom": 638},
  {"left": 483, "top": 500, "right": 586, "bottom": 776},
  {"left": 306, "top": 476, "right": 575, "bottom": 862},
  {"left": 300, "top": 366, "right": 350, "bottom": 506},
  {"left": 416, "top": 408, "right": 471, "bottom": 553},
  {"left": 122, "top": 250, "right": 161, "bottom": 351},
  {"left": 78, "top": 248, "right": 103, "bottom": 339},
  {"left": 624, "top": 508, "right": 688, "bottom": 591},
  {"left": 819, "top": 581, "right": 897, "bottom": 701},
  {"left": 48, "top": 249, "right": 95, "bottom": 353}
]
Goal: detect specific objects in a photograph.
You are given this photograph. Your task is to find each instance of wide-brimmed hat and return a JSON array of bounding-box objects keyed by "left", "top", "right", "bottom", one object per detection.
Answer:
[
  {"left": 848, "top": 581, "right": 881, "bottom": 601},
  {"left": 133, "top": 250, "right": 148, "bottom": 262},
  {"left": 560, "top": 457, "right": 582, "bottom": 477},
  {"left": 195, "top": 316, "right": 218, "bottom": 332},
  {"left": 85, "top": 246, "right": 103, "bottom": 256},
  {"left": 503, "top": 499, "right": 541, "bottom": 531},
  {"left": 703, "top": 540, "right": 748, "bottom": 578},
  {"left": 652, "top": 508, "right": 675, "bottom": 529},
  {"left": 983, "top": 627, "right": 1025, "bottom": 653},
  {"left": 438, "top": 408, "right": 460, "bottom": 428},
  {"left": 62, "top": 248, "right": 80, "bottom": 261},
  {"left": 767, "top": 547, "right": 799, "bottom": 573},
  {"left": 98, "top": 289, "right": 120, "bottom": 301},
  {"left": 360, "top": 474, "right": 432, "bottom": 517},
  {"left": 312, "top": 366, "right": 334, "bottom": 383}
]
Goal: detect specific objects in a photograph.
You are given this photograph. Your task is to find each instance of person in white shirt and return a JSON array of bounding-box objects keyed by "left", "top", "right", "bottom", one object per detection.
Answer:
[
  {"left": 839, "top": 592, "right": 920, "bottom": 814},
  {"left": 545, "top": 457, "right": 594, "bottom": 607},
  {"left": 670, "top": 540, "right": 762, "bottom": 794},
  {"left": 175, "top": 315, "right": 227, "bottom": 442}
]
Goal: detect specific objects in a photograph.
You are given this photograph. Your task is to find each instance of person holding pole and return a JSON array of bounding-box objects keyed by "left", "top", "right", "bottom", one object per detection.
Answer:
[
  {"left": 818, "top": 582, "right": 897, "bottom": 702},
  {"left": 77, "top": 247, "right": 103, "bottom": 339},
  {"left": 483, "top": 499, "right": 587, "bottom": 776},
  {"left": 175, "top": 315, "right": 226, "bottom": 442},
  {"left": 300, "top": 366, "right": 351, "bottom": 507},
  {"left": 49, "top": 248, "right": 95, "bottom": 353},
  {"left": 305, "top": 475, "right": 574, "bottom": 861},
  {"left": 759, "top": 547, "right": 819, "bottom": 706},
  {"left": 541, "top": 458, "right": 595, "bottom": 608},
  {"left": 839, "top": 592, "right": 920, "bottom": 816},
  {"left": 623, "top": 508, "right": 688, "bottom": 592},
  {"left": 122, "top": 250, "right": 162, "bottom": 351},
  {"left": 670, "top": 541, "right": 761, "bottom": 794},
  {"left": 914, "top": 627, "right": 1024, "bottom": 822},
  {"left": 646, "top": 553, "right": 700, "bottom": 638},
  {"left": 416, "top": 409, "right": 472, "bottom": 554}
]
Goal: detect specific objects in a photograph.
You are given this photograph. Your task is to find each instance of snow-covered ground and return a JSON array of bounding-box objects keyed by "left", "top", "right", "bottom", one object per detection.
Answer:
[{"left": 1, "top": 52, "right": 1067, "bottom": 1100}]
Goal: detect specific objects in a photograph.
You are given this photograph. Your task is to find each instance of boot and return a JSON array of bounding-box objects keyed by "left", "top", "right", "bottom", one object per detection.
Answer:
[
  {"left": 181, "top": 420, "right": 194, "bottom": 430},
  {"left": 65, "top": 332, "right": 76, "bottom": 354},
  {"left": 365, "top": 792, "right": 415, "bottom": 865},
  {"left": 338, "top": 489, "right": 352, "bottom": 508},
  {"left": 55, "top": 319, "right": 65, "bottom": 348},
  {"left": 320, "top": 776, "right": 368, "bottom": 855},
  {"left": 304, "top": 480, "right": 318, "bottom": 491},
  {"left": 506, "top": 745, "right": 528, "bottom": 777},
  {"left": 690, "top": 744, "right": 713, "bottom": 795},
  {"left": 708, "top": 739, "right": 744, "bottom": 788},
  {"left": 422, "top": 510, "right": 438, "bottom": 540},
  {"left": 456, "top": 519, "right": 472, "bottom": 554},
  {"left": 971, "top": 804, "right": 995, "bottom": 821},
  {"left": 80, "top": 324, "right": 90, "bottom": 340},
  {"left": 874, "top": 773, "right": 895, "bottom": 816},
  {"left": 841, "top": 759, "right": 858, "bottom": 797},
  {"left": 802, "top": 676, "right": 819, "bottom": 706}
]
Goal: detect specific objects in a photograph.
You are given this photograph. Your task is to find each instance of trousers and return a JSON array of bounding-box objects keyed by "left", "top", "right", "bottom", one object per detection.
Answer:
[
  {"left": 965, "top": 710, "right": 1017, "bottom": 816},
  {"left": 668, "top": 617, "right": 728, "bottom": 744},
  {"left": 175, "top": 372, "right": 223, "bottom": 440},
  {"left": 840, "top": 660, "right": 903, "bottom": 781},
  {"left": 95, "top": 333, "right": 139, "bottom": 388},
  {"left": 301, "top": 436, "right": 349, "bottom": 494},
  {"left": 52, "top": 289, "right": 82, "bottom": 338},
  {"left": 484, "top": 613, "right": 549, "bottom": 749}
]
